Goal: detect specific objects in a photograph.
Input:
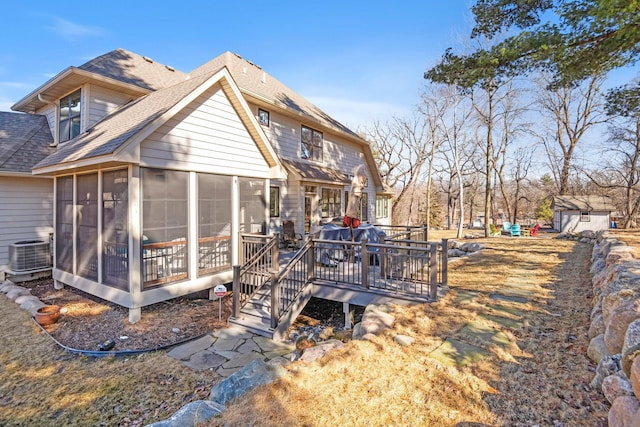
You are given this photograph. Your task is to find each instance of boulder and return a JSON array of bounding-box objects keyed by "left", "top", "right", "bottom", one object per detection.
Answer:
[
  {"left": 622, "top": 319, "right": 640, "bottom": 377},
  {"left": 605, "top": 300, "right": 640, "bottom": 355},
  {"left": 588, "top": 334, "right": 611, "bottom": 364},
  {"left": 604, "top": 290, "right": 640, "bottom": 325},
  {"left": 209, "top": 358, "right": 285, "bottom": 405},
  {"left": 299, "top": 339, "right": 344, "bottom": 362},
  {"left": 603, "top": 372, "right": 634, "bottom": 404},
  {"left": 353, "top": 305, "right": 395, "bottom": 338},
  {"left": 448, "top": 249, "right": 467, "bottom": 258},
  {"left": 588, "top": 313, "right": 605, "bottom": 340},
  {"left": 631, "top": 356, "right": 640, "bottom": 401},
  {"left": 145, "top": 400, "right": 225, "bottom": 427},
  {"left": 459, "top": 242, "right": 484, "bottom": 253},
  {"left": 394, "top": 335, "right": 415, "bottom": 347},
  {"left": 591, "top": 354, "right": 622, "bottom": 390},
  {"left": 609, "top": 395, "right": 640, "bottom": 427}
]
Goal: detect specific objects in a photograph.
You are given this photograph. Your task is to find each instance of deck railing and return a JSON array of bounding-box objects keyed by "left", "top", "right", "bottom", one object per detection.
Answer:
[
  {"left": 233, "top": 231, "right": 448, "bottom": 332},
  {"left": 374, "top": 224, "right": 429, "bottom": 242}
]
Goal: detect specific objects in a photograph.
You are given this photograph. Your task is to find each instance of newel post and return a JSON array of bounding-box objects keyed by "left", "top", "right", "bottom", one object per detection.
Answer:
[
  {"left": 429, "top": 244, "right": 438, "bottom": 300},
  {"left": 232, "top": 265, "right": 240, "bottom": 317}
]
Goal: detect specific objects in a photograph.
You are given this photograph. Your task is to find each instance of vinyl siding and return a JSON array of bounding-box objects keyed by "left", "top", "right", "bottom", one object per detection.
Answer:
[
  {"left": 0, "top": 177, "right": 53, "bottom": 270},
  {"left": 87, "top": 84, "right": 134, "bottom": 128},
  {"left": 556, "top": 210, "right": 610, "bottom": 233},
  {"left": 35, "top": 104, "right": 57, "bottom": 140},
  {"left": 140, "top": 84, "right": 271, "bottom": 178}
]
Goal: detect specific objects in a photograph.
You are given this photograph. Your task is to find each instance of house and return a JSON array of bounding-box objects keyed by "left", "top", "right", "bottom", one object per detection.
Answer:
[
  {"left": 552, "top": 195, "right": 614, "bottom": 233},
  {"left": 6, "top": 48, "right": 392, "bottom": 322},
  {"left": 0, "top": 112, "right": 56, "bottom": 278}
]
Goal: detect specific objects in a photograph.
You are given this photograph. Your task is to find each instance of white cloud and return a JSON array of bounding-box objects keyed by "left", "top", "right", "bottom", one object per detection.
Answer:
[{"left": 48, "top": 17, "right": 106, "bottom": 39}]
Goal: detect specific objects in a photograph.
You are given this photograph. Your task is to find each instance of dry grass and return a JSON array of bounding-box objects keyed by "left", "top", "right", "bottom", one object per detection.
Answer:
[
  {"left": 0, "top": 302, "right": 219, "bottom": 426},
  {"left": 205, "top": 232, "right": 609, "bottom": 427},
  {"left": 607, "top": 229, "right": 640, "bottom": 258},
  {"left": 0, "top": 230, "right": 615, "bottom": 426}
]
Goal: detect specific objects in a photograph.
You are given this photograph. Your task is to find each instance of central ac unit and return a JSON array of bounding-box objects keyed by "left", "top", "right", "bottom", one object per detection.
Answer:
[{"left": 9, "top": 240, "right": 52, "bottom": 272}]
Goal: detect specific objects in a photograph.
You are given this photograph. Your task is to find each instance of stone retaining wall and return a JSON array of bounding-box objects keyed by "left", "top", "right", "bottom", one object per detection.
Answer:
[{"left": 582, "top": 230, "right": 640, "bottom": 426}]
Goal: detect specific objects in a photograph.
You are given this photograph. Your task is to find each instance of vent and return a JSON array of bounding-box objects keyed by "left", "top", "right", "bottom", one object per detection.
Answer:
[{"left": 9, "top": 240, "right": 52, "bottom": 272}]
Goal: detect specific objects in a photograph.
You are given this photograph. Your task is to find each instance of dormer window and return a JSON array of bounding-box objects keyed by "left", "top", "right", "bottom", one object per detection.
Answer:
[{"left": 59, "top": 89, "right": 81, "bottom": 143}]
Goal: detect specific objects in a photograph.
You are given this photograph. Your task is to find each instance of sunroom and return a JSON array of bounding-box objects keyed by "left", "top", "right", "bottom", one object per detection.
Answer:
[{"left": 33, "top": 68, "right": 285, "bottom": 322}]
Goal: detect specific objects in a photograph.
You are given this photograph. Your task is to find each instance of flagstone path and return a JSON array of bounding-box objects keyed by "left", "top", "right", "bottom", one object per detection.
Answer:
[{"left": 428, "top": 263, "right": 537, "bottom": 366}]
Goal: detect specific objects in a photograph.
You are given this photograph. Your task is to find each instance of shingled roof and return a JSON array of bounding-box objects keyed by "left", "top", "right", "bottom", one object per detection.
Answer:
[
  {"left": 32, "top": 71, "right": 214, "bottom": 170},
  {"left": 552, "top": 195, "right": 614, "bottom": 211},
  {"left": 0, "top": 112, "right": 54, "bottom": 174},
  {"left": 190, "top": 52, "right": 361, "bottom": 140},
  {"left": 12, "top": 49, "right": 187, "bottom": 113}
]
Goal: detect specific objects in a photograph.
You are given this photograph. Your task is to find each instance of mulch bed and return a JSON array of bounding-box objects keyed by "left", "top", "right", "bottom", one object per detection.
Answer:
[{"left": 20, "top": 278, "right": 349, "bottom": 352}]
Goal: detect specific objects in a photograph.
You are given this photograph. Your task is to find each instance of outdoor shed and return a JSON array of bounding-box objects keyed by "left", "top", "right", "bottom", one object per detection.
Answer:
[{"left": 552, "top": 195, "right": 614, "bottom": 233}]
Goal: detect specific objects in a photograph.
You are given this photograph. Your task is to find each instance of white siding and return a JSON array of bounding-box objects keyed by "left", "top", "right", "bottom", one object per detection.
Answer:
[
  {"left": 556, "top": 210, "right": 610, "bottom": 233},
  {"left": 35, "top": 104, "right": 57, "bottom": 140},
  {"left": 140, "top": 84, "right": 271, "bottom": 178},
  {"left": 87, "top": 85, "right": 134, "bottom": 128},
  {"left": 0, "top": 177, "right": 53, "bottom": 270}
]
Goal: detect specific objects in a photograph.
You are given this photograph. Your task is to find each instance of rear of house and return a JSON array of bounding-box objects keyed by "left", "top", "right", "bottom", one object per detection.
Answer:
[{"left": 5, "top": 49, "right": 392, "bottom": 321}]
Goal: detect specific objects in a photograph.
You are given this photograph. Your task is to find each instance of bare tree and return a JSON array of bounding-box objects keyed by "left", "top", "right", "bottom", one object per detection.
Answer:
[
  {"left": 510, "top": 147, "right": 533, "bottom": 223},
  {"left": 535, "top": 74, "right": 606, "bottom": 194},
  {"left": 367, "top": 116, "right": 432, "bottom": 222}
]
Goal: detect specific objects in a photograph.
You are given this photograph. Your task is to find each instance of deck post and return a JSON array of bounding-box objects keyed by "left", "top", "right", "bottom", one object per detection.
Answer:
[
  {"left": 307, "top": 239, "right": 315, "bottom": 282},
  {"left": 441, "top": 238, "right": 448, "bottom": 287},
  {"left": 270, "top": 268, "right": 280, "bottom": 329},
  {"left": 361, "top": 239, "right": 369, "bottom": 289},
  {"left": 423, "top": 223, "right": 428, "bottom": 242},
  {"left": 232, "top": 265, "right": 240, "bottom": 317},
  {"left": 429, "top": 244, "right": 438, "bottom": 300}
]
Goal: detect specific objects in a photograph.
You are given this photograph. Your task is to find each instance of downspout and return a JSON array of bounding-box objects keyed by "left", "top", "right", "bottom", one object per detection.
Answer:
[{"left": 37, "top": 93, "right": 58, "bottom": 147}]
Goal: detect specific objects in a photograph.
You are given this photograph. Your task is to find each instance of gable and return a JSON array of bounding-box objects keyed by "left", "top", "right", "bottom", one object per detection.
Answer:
[{"left": 140, "top": 83, "right": 271, "bottom": 177}]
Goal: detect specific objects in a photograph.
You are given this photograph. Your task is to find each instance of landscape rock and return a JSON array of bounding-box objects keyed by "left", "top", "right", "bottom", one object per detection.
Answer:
[
  {"left": 588, "top": 313, "right": 605, "bottom": 340},
  {"left": 394, "top": 334, "right": 415, "bottom": 346},
  {"left": 622, "top": 319, "right": 640, "bottom": 377},
  {"left": 459, "top": 242, "right": 484, "bottom": 253},
  {"left": 631, "top": 356, "right": 640, "bottom": 401},
  {"left": 145, "top": 400, "right": 225, "bottom": 427},
  {"left": 603, "top": 290, "right": 640, "bottom": 325},
  {"left": 588, "top": 334, "right": 611, "bottom": 364},
  {"left": 209, "top": 358, "right": 285, "bottom": 405},
  {"left": 603, "top": 372, "right": 634, "bottom": 404},
  {"left": 6, "top": 287, "right": 30, "bottom": 300},
  {"left": 299, "top": 339, "right": 344, "bottom": 362},
  {"left": 605, "top": 300, "right": 640, "bottom": 355},
  {"left": 448, "top": 249, "right": 467, "bottom": 258},
  {"left": 608, "top": 395, "right": 640, "bottom": 427},
  {"left": 591, "top": 354, "right": 622, "bottom": 390}
]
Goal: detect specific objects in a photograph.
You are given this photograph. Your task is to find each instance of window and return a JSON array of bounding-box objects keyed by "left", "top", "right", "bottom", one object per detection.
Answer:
[
  {"left": 76, "top": 173, "right": 98, "bottom": 281},
  {"left": 142, "top": 168, "right": 189, "bottom": 287},
  {"left": 580, "top": 211, "right": 590, "bottom": 222},
  {"left": 270, "top": 187, "right": 280, "bottom": 217},
  {"left": 59, "top": 89, "right": 81, "bottom": 143},
  {"left": 55, "top": 176, "right": 74, "bottom": 273},
  {"left": 103, "top": 169, "right": 129, "bottom": 289},
  {"left": 239, "top": 178, "right": 267, "bottom": 233},
  {"left": 198, "top": 174, "right": 232, "bottom": 276},
  {"left": 376, "top": 196, "right": 389, "bottom": 219},
  {"left": 345, "top": 191, "right": 369, "bottom": 221},
  {"left": 258, "top": 108, "right": 270, "bottom": 126},
  {"left": 321, "top": 188, "right": 341, "bottom": 218},
  {"left": 301, "top": 125, "right": 323, "bottom": 162}
]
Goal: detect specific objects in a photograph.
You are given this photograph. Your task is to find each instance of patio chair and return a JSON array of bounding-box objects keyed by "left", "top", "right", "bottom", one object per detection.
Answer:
[
  {"left": 510, "top": 223, "right": 521, "bottom": 237},
  {"left": 281, "top": 220, "right": 302, "bottom": 250},
  {"left": 489, "top": 224, "right": 501, "bottom": 236}
]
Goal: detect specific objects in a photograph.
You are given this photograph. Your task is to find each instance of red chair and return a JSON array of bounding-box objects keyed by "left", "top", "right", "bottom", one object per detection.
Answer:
[{"left": 530, "top": 224, "right": 540, "bottom": 236}]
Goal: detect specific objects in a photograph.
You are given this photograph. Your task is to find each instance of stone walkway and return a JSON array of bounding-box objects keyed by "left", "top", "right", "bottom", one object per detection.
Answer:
[
  {"left": 166, "top": 327, "right": 296, "bottom": 377},
  {"left": 427, "top": 263, "right": 536, "bottom": 366}
]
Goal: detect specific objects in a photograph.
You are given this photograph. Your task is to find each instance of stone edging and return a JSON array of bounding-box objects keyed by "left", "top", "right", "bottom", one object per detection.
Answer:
[{"left": 579, "top": 230, "right": 640, "bottom": 426}]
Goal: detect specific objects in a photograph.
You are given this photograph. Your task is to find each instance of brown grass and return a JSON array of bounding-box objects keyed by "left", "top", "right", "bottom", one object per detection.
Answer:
[
  {"left": 205, "top": 232, "right": 609, "bottom": 427},
  {"left": 0, "top": 231, "right": 614, "bottom": 426}
]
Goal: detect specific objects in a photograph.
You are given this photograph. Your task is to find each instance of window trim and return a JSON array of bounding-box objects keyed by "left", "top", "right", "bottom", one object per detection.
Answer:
[
  {"left": 321, "top": 187, "right": 341, "bottom": 218},
  {"left": 376, "top": 196, "right": 389, "bottom": 219},
  {"left": 301, "top": 125, "right": 323, "bottom": 162},
  {"left": 580, "top": 211, "right": 590, "bottom": 222},
  {"left": 258, "top": 108, "right": 270, "bottom": 127}
]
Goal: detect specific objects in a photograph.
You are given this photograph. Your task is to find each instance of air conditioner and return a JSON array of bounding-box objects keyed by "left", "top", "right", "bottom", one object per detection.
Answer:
[{"left": 9, "top": 240, "right": 52, "bottom": 272}]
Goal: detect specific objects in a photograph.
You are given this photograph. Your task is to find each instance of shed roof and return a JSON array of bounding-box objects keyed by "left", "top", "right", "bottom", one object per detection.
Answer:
[
  {"left": 0, "top": 112, "right": 55, "bottom": 174},
  {"left": 552, "top": 195, "right": 614, "bottom": 211}
]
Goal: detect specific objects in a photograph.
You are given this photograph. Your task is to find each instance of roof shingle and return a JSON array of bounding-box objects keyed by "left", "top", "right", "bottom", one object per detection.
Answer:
[{"left": 0, "top": 112, "right": 55, "bottom": 173}]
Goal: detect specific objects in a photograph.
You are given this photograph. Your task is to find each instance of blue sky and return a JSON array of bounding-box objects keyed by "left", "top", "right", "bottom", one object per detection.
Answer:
[{"left": 0, "top": 1, "right": 476, "bottom": 131}]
